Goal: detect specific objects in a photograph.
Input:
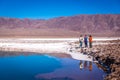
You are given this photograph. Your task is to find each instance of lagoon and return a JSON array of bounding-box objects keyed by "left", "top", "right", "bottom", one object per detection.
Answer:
[{"left": 0, "top": 53, "right": 106, "bottom": 80}]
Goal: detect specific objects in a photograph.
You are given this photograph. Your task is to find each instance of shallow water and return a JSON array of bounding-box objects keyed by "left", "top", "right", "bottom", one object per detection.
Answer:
[{"left": 0, "top": 53, "right": 106, "bottom": 80}]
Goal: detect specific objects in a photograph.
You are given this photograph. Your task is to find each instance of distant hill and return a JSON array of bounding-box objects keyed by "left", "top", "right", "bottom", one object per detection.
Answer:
[{"left": 0, "top": 14, "right": 120, "bottom": 37}]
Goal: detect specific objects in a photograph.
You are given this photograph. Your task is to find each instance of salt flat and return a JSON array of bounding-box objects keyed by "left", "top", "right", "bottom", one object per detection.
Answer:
[{"left": 0, "top": 37, "right": 120, "bottom": 61}]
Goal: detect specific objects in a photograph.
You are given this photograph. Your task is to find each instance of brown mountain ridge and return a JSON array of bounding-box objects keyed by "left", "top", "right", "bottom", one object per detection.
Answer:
[{"left": 0, "top": 14, "right": 120, "bottom": 37}]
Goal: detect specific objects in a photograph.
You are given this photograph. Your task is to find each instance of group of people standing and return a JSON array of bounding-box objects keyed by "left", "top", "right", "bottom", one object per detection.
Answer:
[{"left": 79, "top": 35, "right": 93, "bottom": 48}]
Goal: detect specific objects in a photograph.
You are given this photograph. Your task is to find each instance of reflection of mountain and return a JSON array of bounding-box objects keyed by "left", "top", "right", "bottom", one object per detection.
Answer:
[{"left": 0, "top": 14, "right": 120, "bottom": 37}]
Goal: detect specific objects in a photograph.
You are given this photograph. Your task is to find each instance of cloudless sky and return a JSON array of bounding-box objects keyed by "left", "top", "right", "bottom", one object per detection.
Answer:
[{"left": 0, "top": 0, "right": 120, "bottom": 19}]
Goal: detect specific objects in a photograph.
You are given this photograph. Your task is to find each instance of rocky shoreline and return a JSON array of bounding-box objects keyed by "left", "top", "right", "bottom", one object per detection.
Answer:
[
  {"left": 71, "top": 39, "right": 120, "bottom": 80},
  {"left": 93, "top": 40, "right": 120, "bottom": 80}
]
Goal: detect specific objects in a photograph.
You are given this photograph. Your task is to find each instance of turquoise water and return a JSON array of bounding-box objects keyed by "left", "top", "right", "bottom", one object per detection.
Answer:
[{"left": 0, "top": 54, "right": 106, "bottom": 80}]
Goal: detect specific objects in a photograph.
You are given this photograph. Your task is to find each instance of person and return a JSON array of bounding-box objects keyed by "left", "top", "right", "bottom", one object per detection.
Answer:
[
  {"left": 84, "top": 35, "right": 88, "bottom": 47},
  {"left": 89, "top": 35, "right": 93, "bottom": 48},
  {"left": 79, "top": 35, "right": 83, "bottom": 48}
]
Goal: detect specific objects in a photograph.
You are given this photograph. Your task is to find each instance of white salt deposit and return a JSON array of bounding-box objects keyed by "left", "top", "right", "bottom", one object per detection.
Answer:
[{"left": 0, "top": 37, "right": 119, "bottom": 61}]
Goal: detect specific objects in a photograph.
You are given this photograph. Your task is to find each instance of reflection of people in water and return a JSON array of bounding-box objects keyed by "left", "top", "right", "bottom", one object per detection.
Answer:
[
  {"left": 79, "top": 61, "right": 83, "bottom": 69},
  {"left": 89, "top": 61, "right": 92, "bottom": 71},
  {"left": 79, "top": 61, "right": 93, "bottom": 71},
  {"left": 84, "top": 61, "right": 87, "bottom": 69}
]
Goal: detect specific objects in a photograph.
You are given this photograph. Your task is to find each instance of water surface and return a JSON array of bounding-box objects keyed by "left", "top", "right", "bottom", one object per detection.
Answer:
[{"left": 0, "top": 53, "right": 106, "bottom": 80}]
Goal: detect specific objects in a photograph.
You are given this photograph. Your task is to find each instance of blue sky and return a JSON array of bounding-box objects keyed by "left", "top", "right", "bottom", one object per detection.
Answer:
[{"left": 0, "top": 0, "right": 120, "bottom": 19}]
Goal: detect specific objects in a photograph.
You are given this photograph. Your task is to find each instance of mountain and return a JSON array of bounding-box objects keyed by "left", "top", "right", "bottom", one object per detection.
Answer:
[{"left": 0, "top": 14, "right": 120, "bottom": 37}]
